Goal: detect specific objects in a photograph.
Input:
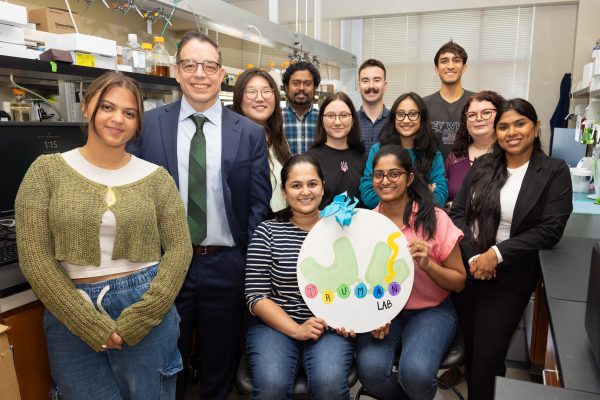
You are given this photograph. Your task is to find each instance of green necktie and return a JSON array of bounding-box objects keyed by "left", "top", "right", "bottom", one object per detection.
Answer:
[{"left": 188, "top": 114, "right": 208, "bottom": 245}]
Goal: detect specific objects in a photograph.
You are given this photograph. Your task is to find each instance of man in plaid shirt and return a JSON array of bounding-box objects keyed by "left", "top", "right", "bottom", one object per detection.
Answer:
[{"left": 282, "top": 61, "right": 321, "bottom": 155}]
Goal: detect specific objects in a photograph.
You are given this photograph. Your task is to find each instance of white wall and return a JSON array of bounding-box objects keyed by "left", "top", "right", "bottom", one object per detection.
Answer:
[
  {"left": 229, "top": 0, "right": 574, "bottom": 21},
  {"left": 571, "top": 0, "right": 600, "bottom": 87},
  {"left": 529, "top": 4, "right": 578, "bottom": 152}
]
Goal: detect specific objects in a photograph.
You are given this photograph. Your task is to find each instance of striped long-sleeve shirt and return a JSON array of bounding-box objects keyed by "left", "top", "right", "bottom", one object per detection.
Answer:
[{"left": 245, "top": 219, "right": 313, "bottom": 323}]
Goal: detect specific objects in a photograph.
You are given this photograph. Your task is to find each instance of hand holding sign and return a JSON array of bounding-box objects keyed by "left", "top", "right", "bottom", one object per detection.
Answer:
[{"left": 297, "top": 209, "right": 414, "bottom": 333}]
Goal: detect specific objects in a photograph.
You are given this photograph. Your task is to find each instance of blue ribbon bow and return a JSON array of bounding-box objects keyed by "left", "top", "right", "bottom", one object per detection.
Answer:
[{"left": 319, "top": 192, "right": 359, "bottom": 228}]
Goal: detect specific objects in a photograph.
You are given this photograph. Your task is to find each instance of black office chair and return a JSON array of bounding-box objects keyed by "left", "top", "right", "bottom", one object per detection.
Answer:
[
  {"left": 354, "top": 329, "right": 465, "bottom": 400},
  {"left": 235, "top": 351, "right": 359, "bottom": 399}
]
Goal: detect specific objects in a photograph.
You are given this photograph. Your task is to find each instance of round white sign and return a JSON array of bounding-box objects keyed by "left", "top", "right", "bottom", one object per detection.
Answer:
[{"left": 297, "top": 209, "right": 414, "bottom": 333}]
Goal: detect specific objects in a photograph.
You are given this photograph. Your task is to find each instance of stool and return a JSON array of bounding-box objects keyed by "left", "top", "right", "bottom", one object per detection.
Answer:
[
  {"left": 235, "top": 351, "right": 359, "bottom": 398},
  {"left": 355, "top": 329, "right": 465, "bottom": 400}
]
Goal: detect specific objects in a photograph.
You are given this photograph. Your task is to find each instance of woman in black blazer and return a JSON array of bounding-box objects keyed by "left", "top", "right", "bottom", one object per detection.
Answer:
[{"left": 449, "top": 98, "right": 573, "bottom": 400}]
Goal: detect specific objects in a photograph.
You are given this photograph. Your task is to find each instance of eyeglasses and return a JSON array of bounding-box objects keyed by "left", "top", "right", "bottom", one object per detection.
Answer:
[
  {"left": 371, "top": 169, "right": 410, "bottom": 183},
  {"left": 323, "top": 112, "right": 352, "bottom": 124},
  {"left": 394, "top": 111, "right": 421, "bottom": 121},
  {"left": 178, "top": 59, "right": 221, "bottom": 75},
  {"left": 465, "top": 108, "right": 496, "bottom": 122},
  {"left": 244, "top": 88, "right": 275, "bottom": 100}
]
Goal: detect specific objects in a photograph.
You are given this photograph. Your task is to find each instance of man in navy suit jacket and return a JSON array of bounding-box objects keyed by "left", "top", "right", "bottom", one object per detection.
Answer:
[{"left": 130, "top": 31, "right": 271, "bottom": 400}]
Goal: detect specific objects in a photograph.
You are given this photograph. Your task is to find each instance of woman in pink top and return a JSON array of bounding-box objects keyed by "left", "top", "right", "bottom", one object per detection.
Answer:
[{"left": 355, "top": 144, "right": 466, "bottom": 400}]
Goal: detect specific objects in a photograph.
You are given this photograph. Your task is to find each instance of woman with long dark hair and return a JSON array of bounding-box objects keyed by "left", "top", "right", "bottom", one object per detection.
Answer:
[
  {"left": 445, "top": 91, "right": 505, "bottom": 206},
  {"left": 359, "top": 92, "right": 448, "bottom": 208},
  {"left": 307, "top": 91, "right": 365, "bottom": 208},
  {"left": 356, "top": 144, "right": 465, "bottom": 400},
  {"left": 232, "top": 68, "right": 291, "bottom": 211},
  {"left": 244, "top": 154, "right": 355, "bottom": 399},
  {"left": 450, "top": 98, "right": 573, "bottom": 400}
]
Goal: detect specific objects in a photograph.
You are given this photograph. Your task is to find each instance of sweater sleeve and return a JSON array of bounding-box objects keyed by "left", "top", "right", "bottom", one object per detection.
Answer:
[
  {"left": 116, "top": 169, "right": 192, "bottom": 346},
  {"left": 245, "top": 222, "right": 273, "bottom": 314},
  {"left": 15, "top": 157, "right": 116, "bottom": 351},
  {"left": 430, "top": 151, "right": 449, "bottom": 207},
  {"left": 359, "top": 144, "right": 380, "bottom": 209}
]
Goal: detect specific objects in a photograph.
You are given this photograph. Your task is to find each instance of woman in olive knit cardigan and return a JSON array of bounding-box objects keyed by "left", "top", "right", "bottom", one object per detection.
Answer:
[{"left": 15, "top": 72, "right": 192, "bottom": 400}]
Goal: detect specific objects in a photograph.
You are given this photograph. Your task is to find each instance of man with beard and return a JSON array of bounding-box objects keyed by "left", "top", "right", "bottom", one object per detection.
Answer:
[
  {"left": 357, "top": 59, "right": 389, "bottom": 153},
  {"left": 424, "top": 41, "right": 475, "bottom": 159},
  {"left": 282, "top": 60, "right": 321, "bottom": 155}
]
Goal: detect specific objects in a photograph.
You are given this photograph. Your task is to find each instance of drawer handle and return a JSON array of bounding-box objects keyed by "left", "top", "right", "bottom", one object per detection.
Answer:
[{"left": 542, "top": 368, "right": 560, "bottom": 386}]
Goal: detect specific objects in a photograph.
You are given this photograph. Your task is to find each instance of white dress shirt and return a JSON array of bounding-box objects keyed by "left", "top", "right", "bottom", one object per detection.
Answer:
[
  {"left": 177, "top": 96, "right": 235, "bottom": 246},
  {"left": 469, "top": 161, "right": 529, "bottom": 266}
]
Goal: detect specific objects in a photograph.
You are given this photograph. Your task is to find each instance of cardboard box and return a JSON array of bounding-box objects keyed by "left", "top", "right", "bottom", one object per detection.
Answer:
[
  {"left": 45, "top": 33, "right": 117, "bottom": 57},
  {"left": 28, "top": 7, "right": 81, "bottom": 34},
  {"left": 0, "top": 325, "right": 21, "bottom": 400},
  {"left": 0, "top": 2, "right": 27, "bottom": 27},
  {"left": 0, "top": 23, "right": 25, "bottom": 45}
]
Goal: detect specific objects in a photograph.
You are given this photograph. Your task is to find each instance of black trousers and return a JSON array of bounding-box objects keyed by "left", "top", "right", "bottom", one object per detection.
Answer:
[
  {"left": 453, "top": 277, "right": 532, "bottom": 400},
  {"left": 175, "top": 247, "right": 245, "bottom": 400}
]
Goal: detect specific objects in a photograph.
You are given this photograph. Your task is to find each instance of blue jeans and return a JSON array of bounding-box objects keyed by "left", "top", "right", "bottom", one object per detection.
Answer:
[
  {"left": 44, "top": 264, "right": 183, "bottom": 400},
  {"left": 356, "top": 298, "right": 457, "bottom": 400},
  {"left": 246, "top": 320, "right": 355, "bottom": 400}
]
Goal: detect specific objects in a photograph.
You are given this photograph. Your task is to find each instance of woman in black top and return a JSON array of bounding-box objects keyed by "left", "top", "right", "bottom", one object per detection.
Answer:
[
  {"left": 450, "top": 99, "right": 573, "bottom": 400},
  {"left": 307, "top": 91, "right": 365, "bottom": 208}
]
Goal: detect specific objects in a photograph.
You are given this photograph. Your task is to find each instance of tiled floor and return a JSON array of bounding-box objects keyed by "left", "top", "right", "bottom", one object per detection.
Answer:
[{"left": 185, "top": 366, "right": 532, "bottom": 399}]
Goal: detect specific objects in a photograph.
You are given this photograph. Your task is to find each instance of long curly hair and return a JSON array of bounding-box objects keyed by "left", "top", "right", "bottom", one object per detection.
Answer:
[
  {"left": 378, "top": 92, "right": 437, "bottom": 183},
  {"left": 372, "top": 144, "right": 437, "bottom": 240}
]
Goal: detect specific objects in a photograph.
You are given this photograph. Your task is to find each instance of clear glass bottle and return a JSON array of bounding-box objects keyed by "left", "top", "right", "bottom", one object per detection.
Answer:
[
  {"left": 122, "top": 33, "right": 147, "bottom": 74},
  {"left": 10, "top": 88, "right": 30, "bottom": 122},
  {"left": 150, "top": 36, "right": 170, "bottom": 77},
  {"left": 141, "top": 42, "right": 153, "bottom": 74}
]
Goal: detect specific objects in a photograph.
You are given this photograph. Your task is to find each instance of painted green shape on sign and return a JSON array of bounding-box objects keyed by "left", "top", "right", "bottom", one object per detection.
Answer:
[
  {"left": 299, "top": 237, "right": 359, "bottom": 292},
  {"left": 364, "top": 242, "right": 410, "bottom": 293}
]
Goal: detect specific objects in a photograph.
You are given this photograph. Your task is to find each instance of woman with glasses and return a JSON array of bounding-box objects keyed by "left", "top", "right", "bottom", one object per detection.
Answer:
[
  {"left": 359, "top": 92, "right": 448, "bottom": 209},
  {"left": 232, "top": 68, "right": 291, "bottom": 212},
  {"left": 245, "top": 154, "right": 355, "bottom": 400},
  {"left": 449, "top": 99, "right": 572, "bottom": 400},
  {"left": 444, "top": 91, "right": 505, "bottom": 207},
  {"left": 307, "top": 91, "right": 365, "bottom": 208},
  {"left": 438, "top": 91, "right": 504, "bottom": 389},
  {"left": 356, "top": 144, "right": 465, "bottom": 400}
]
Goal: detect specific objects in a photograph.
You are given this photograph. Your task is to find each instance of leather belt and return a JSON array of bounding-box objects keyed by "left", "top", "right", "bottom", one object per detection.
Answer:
[{"left": 192, "top": 245, "right": 228, "bottom": 255}]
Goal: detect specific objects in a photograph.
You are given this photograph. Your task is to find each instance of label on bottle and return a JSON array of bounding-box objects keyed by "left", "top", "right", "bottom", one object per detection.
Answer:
[{"left": 132, "top": 50, "right": 146, "bottom": 69}]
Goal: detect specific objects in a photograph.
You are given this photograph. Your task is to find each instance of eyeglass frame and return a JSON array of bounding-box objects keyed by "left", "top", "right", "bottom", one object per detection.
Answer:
[
  {"left": 394, "top": 111, "right": 421, "bottom": 122},
  {"left": 465, "top": 108, "right": 496, "bottom": 122},
  {"left": 243, "top": 88, "right": 276, "bottom": 100},
  {"left": 322, "top": 113, "right": 353, "bottom": 124},
  {"left": 370, "top": 169, "right": 411, "bottom": 183},
  {"left": 177, "top": 59, "right": 222, "bottom": 75}
]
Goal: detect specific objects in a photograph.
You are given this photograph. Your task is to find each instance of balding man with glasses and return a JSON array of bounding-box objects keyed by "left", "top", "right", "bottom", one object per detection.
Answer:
[{"left": 129, "top": 30, "right": 271, "bottom": 400}]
